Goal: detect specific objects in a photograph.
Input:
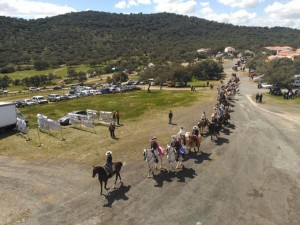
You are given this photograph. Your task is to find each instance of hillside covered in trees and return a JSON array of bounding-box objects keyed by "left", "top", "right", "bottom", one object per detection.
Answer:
[{"left": 1, "top": 11, "right": 300, "bottom": 69}]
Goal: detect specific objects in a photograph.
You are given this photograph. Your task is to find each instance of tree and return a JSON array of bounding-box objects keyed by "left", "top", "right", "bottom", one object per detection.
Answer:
[
  {"left": 260, "top": 58, "right": 296, "bottom": 88},
  {"left": 0, "top": 75, "right": 12, "bottom": 90},
  {"left": 34, "top": 60, "right": 49, "bottom": 70}
]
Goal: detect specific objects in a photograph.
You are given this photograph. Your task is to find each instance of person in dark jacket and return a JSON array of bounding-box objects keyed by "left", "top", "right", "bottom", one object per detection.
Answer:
[
  {"left": 171, "top": 136, "right": 182, "bottom": 162},
  {"left": 150, "top": 136, "right": 159, "bottom": 162},
  {"left": 109, "top": 122, "right": 116, "bottom": 139},
  {"left": 168, "top": 110, "right": 173, "bottom": 124},
  {"left": 105, "top": 151, "right": 113, "bottom": 176}
]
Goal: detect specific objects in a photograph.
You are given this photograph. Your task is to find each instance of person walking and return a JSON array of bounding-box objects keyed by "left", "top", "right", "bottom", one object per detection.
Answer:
[
  {"left": 112, "top": 111, "right": 117, "bottom": 124},
  {"left": 115, "top": 110, "right": 120, "bottom": 125},
  {"left": 168, "top": 110, "right": 173, "bottom": 124},
  {"left": 109, "top": 122, "right": 116, "bottom": 139},
  {"left": 259, "top": 93, "right": 263, "bottom": 103}
]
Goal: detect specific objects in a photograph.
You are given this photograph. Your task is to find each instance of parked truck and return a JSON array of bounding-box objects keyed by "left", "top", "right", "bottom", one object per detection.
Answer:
[{"left": 0, "top": 102, "right": 17, "bottom": 130}]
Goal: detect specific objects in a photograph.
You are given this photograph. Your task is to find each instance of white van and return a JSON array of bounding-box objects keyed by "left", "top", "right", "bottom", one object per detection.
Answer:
[{"left": 32, "top": 96, "right": 48, "bottom": 104}]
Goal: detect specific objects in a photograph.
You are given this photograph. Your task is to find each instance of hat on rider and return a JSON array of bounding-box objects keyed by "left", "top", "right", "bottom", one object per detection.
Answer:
[
  {"left": 152, "top": 136, "right": 157, "bottom": 140},
  {"left": 193, "top": 126, "right": 197, "bottom": 129},
  {"left": 105, "top": 151, "right": 112, "bottom": 155},
  {"left": 172, "top": 135, "right": 177, "bottom": 140}
]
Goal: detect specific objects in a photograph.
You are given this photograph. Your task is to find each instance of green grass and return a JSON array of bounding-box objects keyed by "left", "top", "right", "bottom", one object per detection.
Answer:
[
  {"left": 0, "top": 64, "right": 96, "bottom": 80},
  {"left": 18, "top": 90, "right": 203, "bottom": 128}
]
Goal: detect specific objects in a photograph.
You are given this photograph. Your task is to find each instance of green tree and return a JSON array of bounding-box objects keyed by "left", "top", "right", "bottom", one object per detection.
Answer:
[
  {"left": 261, "top": 58, "right": 295, "bottom": 88},
  {"left": 0, "top": 75, "right": 12, "bottom": 90}
]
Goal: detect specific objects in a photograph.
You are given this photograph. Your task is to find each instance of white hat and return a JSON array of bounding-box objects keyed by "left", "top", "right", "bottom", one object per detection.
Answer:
[
  {"left": 193, "top": 126, "right": 197, "bottom": 129},
  {"left": 152, "top": 136, "right": 157, "bottom": 140},
  {"left": 172, "top": 135, "right": 177, "bottom": 140},
  {"left": 106, "top": 151, "right": 112, "bottom": 155}
]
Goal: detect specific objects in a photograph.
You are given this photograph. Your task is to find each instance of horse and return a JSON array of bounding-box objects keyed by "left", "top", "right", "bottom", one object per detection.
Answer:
[
  {"left": 198, "top": 119, "right": 209, "bottom": 134},
  {"left": 166, "top": 145, "right": 183, "bottom": 171},
  {"left": 208, "top": 122, "right": 219, "bottom": 140},
  {"left": 224, "top": 110, "right": 230, "bottom": 124},
  {"left": 143, "top": 148, "right": 164, "bottom": 178},
  {"left": 92, "top": 162, "right": 123, "bottom": 195},
  {"left": 185, "top": 132, "right": 200, "bottom": 153}
]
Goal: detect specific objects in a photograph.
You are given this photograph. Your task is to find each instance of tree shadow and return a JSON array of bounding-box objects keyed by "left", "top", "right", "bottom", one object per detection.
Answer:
[
  {"left": 152, "top": 166, "right": 197, "bottom": 187},
  {"left": 103, "top": 183, "right": 131, "bottom": 207}
]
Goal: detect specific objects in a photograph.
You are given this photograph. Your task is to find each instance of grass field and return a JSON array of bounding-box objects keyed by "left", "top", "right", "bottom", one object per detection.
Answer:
[{"left": 0, "top": 88, "right": 215, "bottom": 165}]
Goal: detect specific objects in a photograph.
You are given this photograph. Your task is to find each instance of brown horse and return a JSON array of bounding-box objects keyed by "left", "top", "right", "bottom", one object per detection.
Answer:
[
  {"left": 185, "top": 132, "right": 200, "bottom": 153},
  {"left": 198, "top": 119, "right": 209, "bottom": 134},
  {"left": 92, "top": 162, "right": 123, "bottom": 195}
]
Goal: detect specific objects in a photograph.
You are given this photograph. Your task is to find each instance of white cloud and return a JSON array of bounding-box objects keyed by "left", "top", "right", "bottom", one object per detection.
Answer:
[
  {"left": 153, "top": 0, "right": 197, "bottom": 15},
  {"left": 261, "top": 0, "right": 300, "bottom": 28},
  {"left": 218, "top": 0, "right": 263, "bottom": 9},
  {"left": 200, "top": 3, "right": 257, "bottom": 26},
  {"left": 115, "top": 0, "right": 152, "bottom": 9},
  {"left": 0, "top": 0, "right": 76, "bottom": 19},
  {"left": 115, "top": 0, "right": 127, "bottom": 9}
]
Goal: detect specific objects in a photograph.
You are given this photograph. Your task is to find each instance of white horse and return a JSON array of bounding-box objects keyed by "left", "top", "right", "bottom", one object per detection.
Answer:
[
  {"left": 166, "top": 145, "right": 184, "bottom": 171},
  {"left": 143, "top": 149, "right": 164, "bottom": 178}
]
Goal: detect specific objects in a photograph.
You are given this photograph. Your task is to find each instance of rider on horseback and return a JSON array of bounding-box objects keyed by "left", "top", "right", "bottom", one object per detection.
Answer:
[
  {"left": 105, "top": 151, "right": 113, "bottom": 176},
  {"left": 177, "top": 126, "right": 186, "bottom": 146},
  {"left": 171, "top": 135, "right": 182, "bottom": 162},
  {"left": 150, "top": 136, "right": 159, "bottom": 163},
  {"left": 192, "top": 126, "right": 200, "bottom": 146}
]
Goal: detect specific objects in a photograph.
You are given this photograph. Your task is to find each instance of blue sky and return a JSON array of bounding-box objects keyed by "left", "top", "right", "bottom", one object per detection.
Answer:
[{"left": 1, "top": 0, "right": 300, "bottom": 29}]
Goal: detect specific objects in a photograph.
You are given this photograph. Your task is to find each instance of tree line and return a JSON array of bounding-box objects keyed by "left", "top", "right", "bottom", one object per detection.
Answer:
[{"left": 1, "top": 11, "right": 300, "bottom": 70}]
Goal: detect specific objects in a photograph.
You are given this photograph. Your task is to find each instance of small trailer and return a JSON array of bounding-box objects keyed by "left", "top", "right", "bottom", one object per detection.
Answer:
[{"left": 0, "top": 101, "right": 17, "bottom": 130}]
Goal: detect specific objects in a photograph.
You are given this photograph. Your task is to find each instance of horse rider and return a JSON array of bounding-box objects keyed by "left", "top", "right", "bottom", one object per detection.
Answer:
[
  {"left": 177, "top": 126, "right": 186, "bottom": 146},
  {"left": 105, "top": 151, "right": 113, "bottom": 176},
  {"left": 201, "top": 111, "right": 207, "bottom": 121},
  {"left": 150, "top": 136, "right": 159, "bottom": 163},
  {"left": 191, "top": 126, "right": 200, "bottom": 146},
  {"left": 171, "top": 135, "right": 182, "bottom": 162}
]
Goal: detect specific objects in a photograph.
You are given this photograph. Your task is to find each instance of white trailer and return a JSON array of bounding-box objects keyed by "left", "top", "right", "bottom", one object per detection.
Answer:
[{"left": 0, "top": 102, "right": 17, "bottom": 129}]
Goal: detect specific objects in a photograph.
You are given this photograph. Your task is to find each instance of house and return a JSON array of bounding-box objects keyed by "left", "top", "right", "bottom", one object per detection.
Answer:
[{"left": 224, "top": 46, "right": 235, "bottom": 54}]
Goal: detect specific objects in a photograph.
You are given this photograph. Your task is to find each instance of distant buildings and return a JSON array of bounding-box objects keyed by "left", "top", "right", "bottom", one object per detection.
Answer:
[{"left": 265, "top": 46, "right": 300, "bottom": 61}]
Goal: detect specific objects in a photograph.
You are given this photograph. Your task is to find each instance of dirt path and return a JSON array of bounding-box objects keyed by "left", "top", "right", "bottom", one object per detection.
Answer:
[{"left": 1, "top": 60, "right": 300, "bottom": 225}]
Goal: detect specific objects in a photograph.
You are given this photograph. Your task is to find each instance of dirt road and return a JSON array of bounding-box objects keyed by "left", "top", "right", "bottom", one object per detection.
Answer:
[{"left": 1, "top": 61, "right": 300, "bottom": 225}]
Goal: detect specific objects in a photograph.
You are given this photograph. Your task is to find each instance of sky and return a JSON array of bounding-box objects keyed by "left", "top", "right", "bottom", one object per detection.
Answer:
[{"left": 0, "top": 0, "right": 300, "bottom": 29}]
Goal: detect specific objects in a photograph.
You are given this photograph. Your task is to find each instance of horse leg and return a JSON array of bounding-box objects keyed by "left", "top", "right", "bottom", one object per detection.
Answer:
[
  {"left": 159, "top": 156, "right": 162, "bottom": 170},
  {"left": 113, "top": 173, "right": 118, "bottom": 189},
  {"left": 118, "top": 173, "right": 122, "bottom": 183},
  {"left": 99, "top": 179, "right": 103, "bottom": 195},
  {"left": 104, "top": 180, "right": 109, "bottom": 190}
]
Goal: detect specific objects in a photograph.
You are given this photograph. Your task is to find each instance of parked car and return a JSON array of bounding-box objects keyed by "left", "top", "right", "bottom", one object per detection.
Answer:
[
  {"left": 22, "top": 99, "right": 37, "bottom": 106},
  {"left": 14, "top": 100, "right": 26, "bottom": 108},
  {"left": 260, "top": 83, "right": 273, "bottom": 89},
  {"left": 58, "top": 110, "right": 87, "bottom": 125},
  {"left": 270, "top": 87, "right": 283, "bottom": 96},
  {"left": 29, "top": 87, "right": 40, "bottom": 92},
  {"left": 48, "top": 94, "right": 61, "bottom": 102},
  {"left": 52, "top": 86, "right": 62, "bottom": 90},
  {"left": 62, "top": 94, "right": 78, "bottom": 99},
  {"left": 32, "top": 96, "right": 48, "bottom": 104}
]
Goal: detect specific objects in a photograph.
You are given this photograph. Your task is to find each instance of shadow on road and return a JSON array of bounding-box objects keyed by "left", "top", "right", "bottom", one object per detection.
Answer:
[
  {"left": 153, "top": 167, "right": 197, "bottom": 187},
  {"left": 213, "top": 136, "right": 229, "bottom": 145},
  {"left": 103, "top": 183, "right": 131, "bottom": 207}
]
